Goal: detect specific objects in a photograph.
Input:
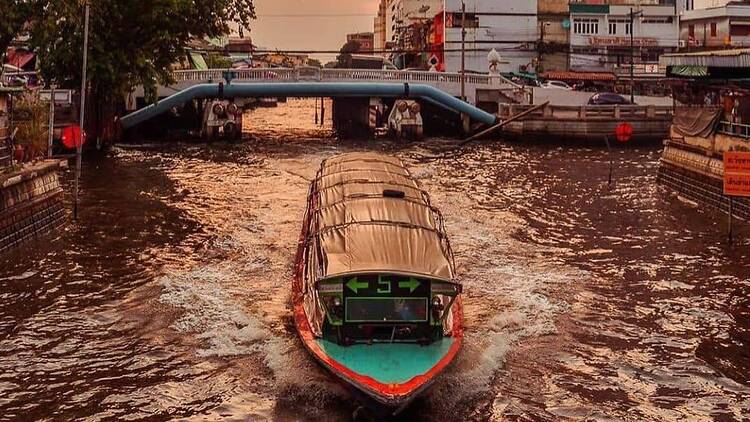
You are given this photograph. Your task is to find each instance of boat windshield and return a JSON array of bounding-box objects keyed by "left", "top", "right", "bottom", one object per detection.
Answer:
[{"left": 346, "top": 297, "right": 428, "bottom": 323}]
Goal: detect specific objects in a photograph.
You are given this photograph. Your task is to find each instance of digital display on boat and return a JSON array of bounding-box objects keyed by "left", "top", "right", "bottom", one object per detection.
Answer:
[{"left": 345, "top": 298, "right": 428, "bottom": 323}]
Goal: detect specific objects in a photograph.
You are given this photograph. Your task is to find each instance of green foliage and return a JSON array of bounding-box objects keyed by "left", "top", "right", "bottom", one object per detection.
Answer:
[
  {"left": 205, "top": 53, "right": 233, "bottom": 69},
  {"left": 0, "top": 0, "right": 37, "bottom": 53},
  {"left": 336, "top": 40, "right": 361, "bottom": 68},
  {"left": 28, "top": 0, "right": 256, "bottom": 100},
  {"left": 306, "top": 58, "right": 322, "bottom": 68}
]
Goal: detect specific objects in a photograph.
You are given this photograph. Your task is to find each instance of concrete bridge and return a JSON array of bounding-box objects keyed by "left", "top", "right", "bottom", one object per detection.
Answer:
[{"left": 130, "top": 67, "right": 528, "bottom": 106}]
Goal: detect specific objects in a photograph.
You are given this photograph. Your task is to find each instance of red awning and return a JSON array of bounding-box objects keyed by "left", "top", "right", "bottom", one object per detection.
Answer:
[
  {"left": 5, "top": 48, "right": 36, "bottom": 70},
  {"left": 541, "top": 71, "right": 616, "bottom": 82}
]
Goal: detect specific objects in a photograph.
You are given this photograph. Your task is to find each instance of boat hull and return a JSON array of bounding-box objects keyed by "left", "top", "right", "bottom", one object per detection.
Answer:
[{"left": 292, "top": 233, "right": 463, "bottom": 412}]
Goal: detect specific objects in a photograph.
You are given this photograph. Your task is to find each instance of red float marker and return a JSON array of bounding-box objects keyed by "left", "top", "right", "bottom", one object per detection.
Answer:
[
  {"left": 61, "top": 125, "right": 86, "bottom": 149},
  {"left": 615, "top": 122, "right": 634, "bottom": 143}
]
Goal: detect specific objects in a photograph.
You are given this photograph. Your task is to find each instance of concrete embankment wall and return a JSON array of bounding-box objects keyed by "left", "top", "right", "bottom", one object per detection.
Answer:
[
  {"left": 658, "top": 129, "right": 750, "bottom": 221},
  {"left": 0, "top": 161, "right": 67, "bottom": 253},
  {"left": 532, "top": 88, "right": 673, "bottom": 107}
]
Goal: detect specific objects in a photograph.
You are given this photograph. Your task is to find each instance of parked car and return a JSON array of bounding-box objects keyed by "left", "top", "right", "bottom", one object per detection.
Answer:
[
  {"left": 588, "top": 92, "right": 634, "bottom": 105},
  {"left": 541, "top": 80, "right": 573, "bottom": 90}
]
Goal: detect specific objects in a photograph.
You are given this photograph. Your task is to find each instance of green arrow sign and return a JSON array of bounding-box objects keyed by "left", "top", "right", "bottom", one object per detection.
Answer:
[
  {"left": 398, "top": 278, "right": 421, "bottom": 293},
  {"left": 346, "top": 277, "right": 369, "bottom": 294}
]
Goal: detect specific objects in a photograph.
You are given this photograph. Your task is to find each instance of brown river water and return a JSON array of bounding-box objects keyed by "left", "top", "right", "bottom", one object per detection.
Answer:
[{"left": 1, "top": 99, "right": 748, "bottom": 421}]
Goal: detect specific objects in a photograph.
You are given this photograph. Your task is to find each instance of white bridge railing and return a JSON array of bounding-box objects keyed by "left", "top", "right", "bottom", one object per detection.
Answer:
[{"left": 170, "top": 67, "right": 510, "bottom": 87}]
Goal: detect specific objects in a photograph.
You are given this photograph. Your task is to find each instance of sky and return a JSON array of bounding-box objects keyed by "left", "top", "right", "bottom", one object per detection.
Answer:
[{"left": 248, "top": 0, "right": 381, "bottom": 63}]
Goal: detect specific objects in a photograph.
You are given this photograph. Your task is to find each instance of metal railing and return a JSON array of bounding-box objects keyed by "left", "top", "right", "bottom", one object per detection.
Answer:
[
  {"left": 718, "top": 121, "right": 750, "bottom": 139},
  {"left": 498, "top": 103, "right": 674, "bottom": 120},
  {"left": 170, "top": 68, "right": 507, "bottom": 87}
]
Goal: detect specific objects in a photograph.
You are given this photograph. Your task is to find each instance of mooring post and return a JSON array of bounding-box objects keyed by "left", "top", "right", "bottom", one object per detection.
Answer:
[
  {"left": 320, "top": 97, "right": 325, "bottom": 126},
  {"left": 605, "top": 135, "right": 614, "bottom": 186},
  {"left": 728, "top": 196, "right": 734, "bottom": 244}
]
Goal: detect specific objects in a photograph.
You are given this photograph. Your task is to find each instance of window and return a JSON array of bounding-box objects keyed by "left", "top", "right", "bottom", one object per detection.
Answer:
[
  {"left": 625, "top": 21, "right": 632, "bottom": 35},
  {"left": 574, "top": 18, "right": 599, "bottom": 35},
  {"left": 609, "top": 21, "right": 617, "bottom": 35},
  {"left": 689, "top": 24, "right": 695, "bottom": 38},
  {"left": 711, "top": 22, "right": 717, "bottom": 37}
]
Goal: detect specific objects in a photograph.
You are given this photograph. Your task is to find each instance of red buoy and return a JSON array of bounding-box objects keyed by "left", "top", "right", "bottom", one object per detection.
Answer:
[
  {"left": 615, "top": 122, "right": 634, "bottom": 143},
  {"left": 61, "top": 125, "right": 85, "bottom": 149}
]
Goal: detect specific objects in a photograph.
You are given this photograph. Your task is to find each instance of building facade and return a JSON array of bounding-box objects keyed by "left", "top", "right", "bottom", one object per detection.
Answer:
[
  {"left": 347, "top": 32, "right": 375, "bottom": 53},
  {"left": 680, "top": 2, "right": 750, "bottom": 49},
  {"left": 431, "top": 0, "right": 538, "bottom": 73},
  {"left": 538, "top": 0, "right": 571, "bottom": 71},
  {"left": 569, "top": 1, "right": 687, "bottom": 73},
  {"left": 374, "top": 0, "right": 388, "bottom": 55}
]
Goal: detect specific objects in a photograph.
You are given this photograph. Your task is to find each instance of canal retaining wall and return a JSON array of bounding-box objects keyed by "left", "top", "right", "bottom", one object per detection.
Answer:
[
  {"left": 658, "top": 126, "right": 750, "bottom": 221},
  {"left": 0, "top": 160, "right": 67, "bottom": 253}
]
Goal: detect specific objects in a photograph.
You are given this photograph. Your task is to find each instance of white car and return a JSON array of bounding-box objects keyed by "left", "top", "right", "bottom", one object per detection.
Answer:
[{"left": 541, "top": 80, "right": 573, "bottom": 90}]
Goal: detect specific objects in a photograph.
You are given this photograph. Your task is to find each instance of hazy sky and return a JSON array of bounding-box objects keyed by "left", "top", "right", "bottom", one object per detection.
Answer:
[{"left": 249, "top": 0, "right": 381, "bottom": 62}]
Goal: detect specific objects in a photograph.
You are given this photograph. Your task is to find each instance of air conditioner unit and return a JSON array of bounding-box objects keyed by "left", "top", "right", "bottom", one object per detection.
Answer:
[{"left": 678, "top": 40, "right": 687, "bottom": 48}]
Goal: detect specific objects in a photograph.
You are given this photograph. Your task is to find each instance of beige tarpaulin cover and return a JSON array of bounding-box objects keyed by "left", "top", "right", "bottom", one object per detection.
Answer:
[
  {"left": 308, "top": 152, "right": 455, "bottom": 283},
  {"left": 302, "top": 153, "right": 458, "bottom": 336},
  {"left": 673, "top": 107, "right": 723, "bottom": 138}
]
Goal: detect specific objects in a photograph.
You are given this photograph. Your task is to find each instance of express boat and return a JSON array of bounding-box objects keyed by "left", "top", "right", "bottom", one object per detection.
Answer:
[{"left": 292, "top": 152, "right": 463, "bottom": 414}]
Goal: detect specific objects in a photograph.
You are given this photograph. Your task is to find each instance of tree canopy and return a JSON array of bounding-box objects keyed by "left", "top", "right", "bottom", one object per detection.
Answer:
[
  {"left": 27, "top": 0, "right": 256, "bottom": 98},
  {"left": 336, "top": 40, "right": 361, "bottom": 68}
]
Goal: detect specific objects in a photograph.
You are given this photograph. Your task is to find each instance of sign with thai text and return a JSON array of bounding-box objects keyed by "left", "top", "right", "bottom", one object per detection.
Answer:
[
  {"left": 724, "top": 151, "right": 750, "bottom": 197},
  {"left": 588, "top": 37, "right": 659, "bottom": 47}
]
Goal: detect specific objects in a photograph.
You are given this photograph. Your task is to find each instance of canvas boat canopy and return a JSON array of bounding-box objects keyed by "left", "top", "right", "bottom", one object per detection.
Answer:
[{"left": 305, "top": 152, "right": 456, "bottom": 283}]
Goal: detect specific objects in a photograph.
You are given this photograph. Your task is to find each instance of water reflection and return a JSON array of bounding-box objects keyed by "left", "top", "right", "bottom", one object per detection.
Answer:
[{"left": 0, "top": 99, "right": 747, "bottom": 421}]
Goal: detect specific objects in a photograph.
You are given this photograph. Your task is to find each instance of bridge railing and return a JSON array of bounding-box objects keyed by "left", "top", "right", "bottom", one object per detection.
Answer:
[{"left": 171, "top": 68, "right": 501, "bottom": 87}]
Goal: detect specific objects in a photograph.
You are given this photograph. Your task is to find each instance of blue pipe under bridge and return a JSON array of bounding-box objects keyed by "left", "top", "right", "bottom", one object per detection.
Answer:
[{"left": 119, "top": 82, "right": 498, "bottom": 129}]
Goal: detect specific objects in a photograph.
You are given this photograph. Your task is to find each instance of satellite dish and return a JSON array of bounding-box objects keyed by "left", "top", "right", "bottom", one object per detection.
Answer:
[{"left": 562, "top": 19, "right": 571, "bottom": 29}]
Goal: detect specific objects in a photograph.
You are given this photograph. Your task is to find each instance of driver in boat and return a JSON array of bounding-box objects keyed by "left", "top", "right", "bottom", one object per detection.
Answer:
[{"left": 394, "top": 298, "right": 416, "bottom": 321}]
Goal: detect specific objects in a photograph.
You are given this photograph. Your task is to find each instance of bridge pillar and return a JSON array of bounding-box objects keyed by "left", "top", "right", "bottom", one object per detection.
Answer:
[{"left": 332, "top": 97, "right": 371, "bottom": 138}]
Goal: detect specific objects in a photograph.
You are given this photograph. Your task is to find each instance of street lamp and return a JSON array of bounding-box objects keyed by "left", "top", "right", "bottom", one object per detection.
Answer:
[
  {"left": 629, "top": 8, "right": 644, "bottom": 104},
  {"left": 460, "top": 1, "right": 466, "bottom": 101}
]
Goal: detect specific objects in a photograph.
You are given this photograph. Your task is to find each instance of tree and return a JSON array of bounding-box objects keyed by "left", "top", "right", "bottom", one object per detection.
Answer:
[
  {"left": 0, "top": 0, "right": 39, "bottom": 53},
  {"left": 27, "top": 0, "right": 256, "bottom": 142},
  {"left": 336, "top": 40, "right": 361, "bottom": 68},
  {"left": 205, "top": 53, "right": 233, "bottom": 69},
  {"left": 306, "top": 58, "right": 321, "bottom": 68}
]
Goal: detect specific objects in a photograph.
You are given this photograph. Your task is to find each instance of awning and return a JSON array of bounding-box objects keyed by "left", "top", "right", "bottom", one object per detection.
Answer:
[
  {"left": 5, "top": 49, "right": 35, "bottom": 70},
  {"left": 541, "top": 71, "right": 616, "bottom": 81},
  {"left": 188, "top": 52, "right": 208, "bottom": 70},
  {"left": 507, "top": 71, "right": 538, "bottom": 80},
  {"left": 670, "top": 65, "right": 709, "bottom": 77}
]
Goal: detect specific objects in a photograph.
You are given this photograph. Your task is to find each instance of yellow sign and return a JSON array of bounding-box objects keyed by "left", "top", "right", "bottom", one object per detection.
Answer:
[{"left": 724, "top": 151, "right": 750, "bottom": 197}]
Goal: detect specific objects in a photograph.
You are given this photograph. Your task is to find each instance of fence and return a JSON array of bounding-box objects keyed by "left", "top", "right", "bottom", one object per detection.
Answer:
[
  {"left": 0, "top": 114, "right": 10, "bottom": 169},
  {"left": 170, "top": 67, "right": 510, "bottom": 87},
  {"left": 718, "top": 121, "right": 750, "bottom": 139}
]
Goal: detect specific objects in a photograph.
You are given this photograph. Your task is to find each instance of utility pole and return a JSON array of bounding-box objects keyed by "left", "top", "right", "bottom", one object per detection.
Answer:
[
  {"left": 630, "top": 7, "right": 635, "bottom": 104},
  {"left": 461, "top": 1, "right": 466, "bottom": 101},
  {"left": 75, "top": 1, "right": 90, "bottom": 220},
  {"left": 47, "top": 84, "right": 56, "bottom": 158}
]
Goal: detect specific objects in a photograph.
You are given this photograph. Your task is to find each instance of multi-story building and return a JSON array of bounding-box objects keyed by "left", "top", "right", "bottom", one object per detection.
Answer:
[
  {"left": 347, "top": 32, "right": 375, "bottom": 52},
  {"left": 374, "top": 0, "right": 388, "bottom": 55},
  {"left": 680, "top": 1, "right": 750, "bottom": 49},
  {"left": 386, "top": 0, "right": 443, "bottom": 48},
  {"left": 569, "top": 0, "right": 687, "bottom": 73},
  {"left": 538, "top": 0, "right": 570, "bottom": 71},
  {"left": 431, "top": 0, "right": 538, "bottom": 73}
]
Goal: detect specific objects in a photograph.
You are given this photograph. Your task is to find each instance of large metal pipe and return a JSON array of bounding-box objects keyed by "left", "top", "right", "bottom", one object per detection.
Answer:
[{"left": 119, "top": 82, "right": 497, "bottom": 129}]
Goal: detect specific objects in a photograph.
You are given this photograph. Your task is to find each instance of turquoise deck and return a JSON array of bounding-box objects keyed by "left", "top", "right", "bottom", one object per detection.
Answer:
[{"left": 315, "top": 338, "right": 455, "bottom": 384}]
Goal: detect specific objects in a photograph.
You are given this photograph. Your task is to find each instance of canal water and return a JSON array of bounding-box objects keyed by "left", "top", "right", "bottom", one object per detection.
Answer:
[{"left": 0, "top": 99, "right": 748, "bottom": 421}]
